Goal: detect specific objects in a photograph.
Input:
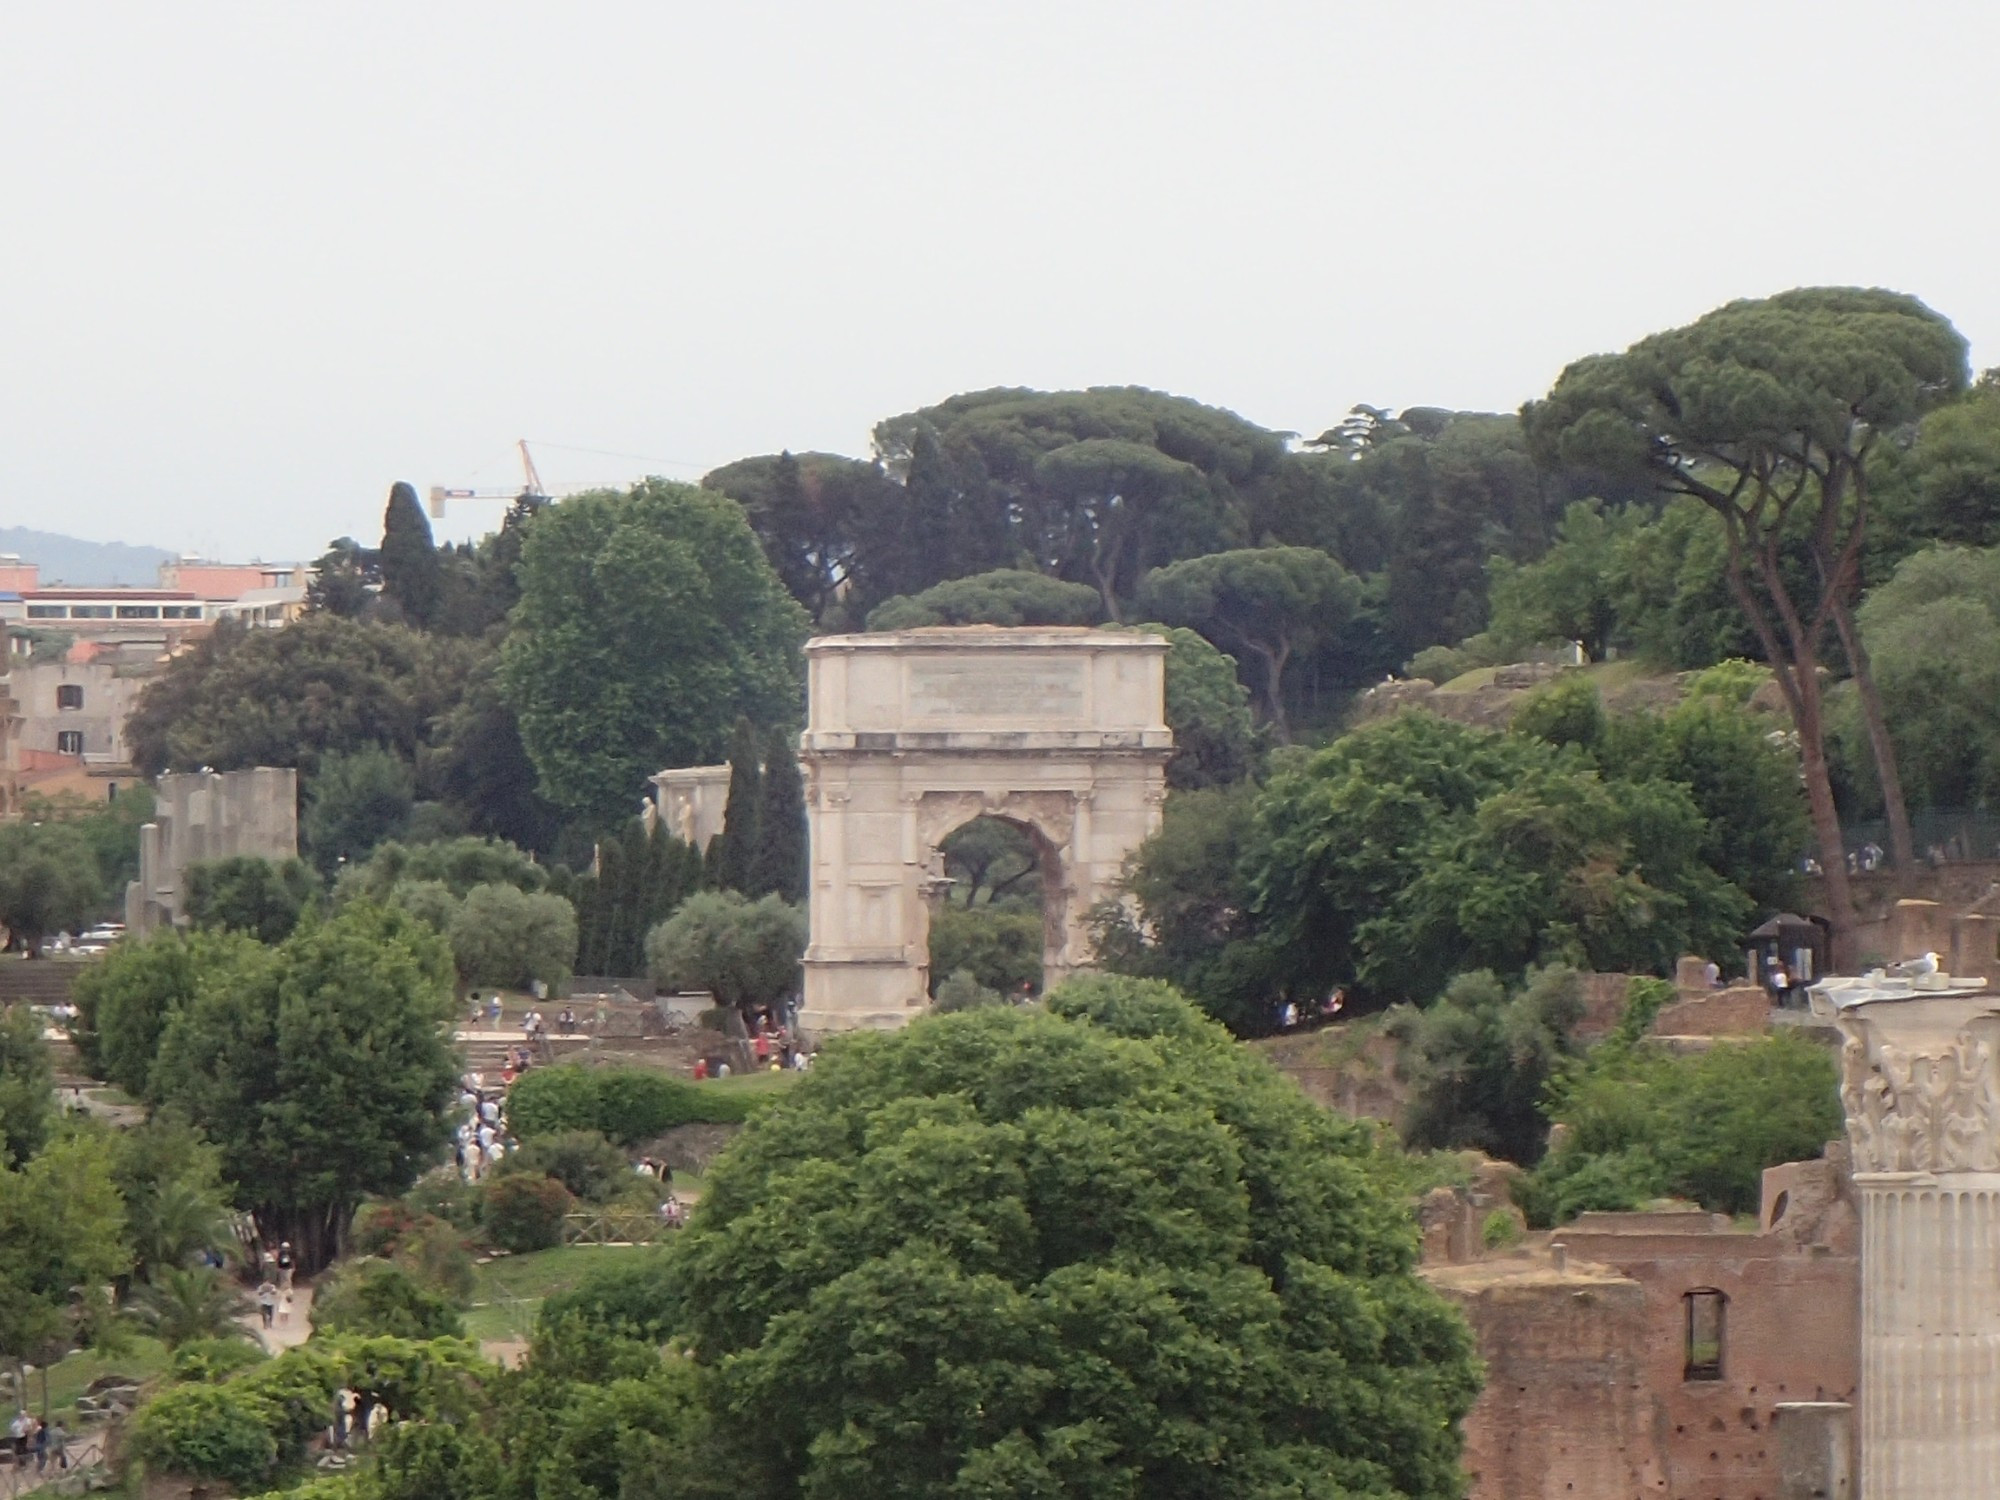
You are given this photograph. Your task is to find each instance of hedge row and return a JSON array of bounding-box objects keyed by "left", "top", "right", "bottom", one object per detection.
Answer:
[{"left": 506, "top": 1065, "right": 766, "bottom": 1146}]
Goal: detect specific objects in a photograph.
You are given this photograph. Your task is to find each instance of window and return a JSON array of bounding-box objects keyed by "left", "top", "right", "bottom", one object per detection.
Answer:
[
  {"left": 161, "top": 605, "right": 203, "bottom": 620},
  {"left": 55, "top": 730, "right": 83, "bottom": 755},
  {"left": 1684, "top": 1289, "right": 1727, "bottom": 1381},
  {"left": 55, "top": 684, "right": 82, "bottom": 710},
  {"left": 69, "top": 605, "right": 112, "bottom": 619},
  {"left": 25, "top": 605, "right": 65, "bottom": 619},
  {"left": 115, "top": 604, "right": 160, "bottom": 619}
]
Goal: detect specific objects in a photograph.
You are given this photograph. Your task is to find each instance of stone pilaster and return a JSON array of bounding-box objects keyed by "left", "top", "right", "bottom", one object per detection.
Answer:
[{"left": 1836, "top": 993, "right": 2000, "bottom": 1499}]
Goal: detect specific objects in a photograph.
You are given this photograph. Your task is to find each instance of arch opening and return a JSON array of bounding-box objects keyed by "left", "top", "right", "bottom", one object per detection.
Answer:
[{"left": 923, "top": 815, "right": 1056, "bottom": 1005}]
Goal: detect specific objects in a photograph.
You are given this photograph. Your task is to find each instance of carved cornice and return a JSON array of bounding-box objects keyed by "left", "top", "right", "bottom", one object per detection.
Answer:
[{"left": 1840, "top": 1021, "right": 2000, "bottom": 1174}]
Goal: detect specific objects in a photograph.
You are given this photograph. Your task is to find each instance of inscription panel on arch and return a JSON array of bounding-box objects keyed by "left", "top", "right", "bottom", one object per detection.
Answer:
[{"left": 906, "top": 656, "right": 1088, "bottom": 723}]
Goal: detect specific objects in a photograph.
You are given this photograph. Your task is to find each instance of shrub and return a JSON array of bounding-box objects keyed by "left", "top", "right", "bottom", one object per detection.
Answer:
[
  {"left": 536, "top": 1249, "right": 680, "bottom": 1341},
  {"left": 130, "top": 1382, "right": 280, "bottom": 1491},
  {"left": 311, "top": 1260, "right": 466, "bottom": 1340},
  {"left": 506, "top": 1065, "right": 764, "bottom": 1146},
  {"left": 352, "top": 1199, "right": 422, "bottom": 1259},
  {"left": 499, "top": 1130, "right": 631, "bottom": 1203},
  {"left": 1481, "top": 1209, "right": 1523, "bottom": 1250},
  {"left": 171, "top": 1338, "right": 269, "bottom": 1384},
  {"left": 932, "top": 969, "right": 1005, "bottom": 1013},
  {"left": 927, "top": 904, "right": 1041, "bottom": 998},
  {"left": 395, "top": 1217, "right": 476, "bottom": 1304},
  {"left": 481, "top": 1173, "right": 572, "bottom": 1253}
]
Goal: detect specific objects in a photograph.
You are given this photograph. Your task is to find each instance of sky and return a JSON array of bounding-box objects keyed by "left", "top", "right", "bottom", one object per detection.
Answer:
[{"left": 3, "top": 1, "right": 1997, "bottom": 561}]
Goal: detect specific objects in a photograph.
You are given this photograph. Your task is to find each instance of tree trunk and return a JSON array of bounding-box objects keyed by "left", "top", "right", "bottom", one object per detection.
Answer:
[
  {"left": 1789, "top": 654, "right": 1863, "bottom": 970},
  {"left": 1251, "top": 641, "right": 1290, "bottom": 743},
  {"left": 1714, "top": 519, "right": 1860, "bottom": 968},
  {"left": 1830, "top": 595, "right": 1916, "bottom": 871}
]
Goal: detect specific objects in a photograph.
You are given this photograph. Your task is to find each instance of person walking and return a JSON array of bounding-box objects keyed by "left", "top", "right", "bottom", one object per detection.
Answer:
[
  {"left": 9, "top": 1409, "right": 30, "bottom": 1466},
  {"left": 278, "top": 1288, "right": 294, "bottom": 1327},
  {"left": 486, "top": 993, "right": 504, "bottom": 1029},
  {"left": 43, "top": 1418, "right": 67, "bottom": 1472},
  {"left": 276, "top": 1241, "right": 295, "bottom": 1291},
  {"left": 257, "top": 1279, "right": 278, "bottom": 1328}
]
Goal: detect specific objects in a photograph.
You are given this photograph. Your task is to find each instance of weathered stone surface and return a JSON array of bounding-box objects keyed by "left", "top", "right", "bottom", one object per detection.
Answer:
[{"left": 798, "top": 628, "right": 1170, "bottom": 1035}]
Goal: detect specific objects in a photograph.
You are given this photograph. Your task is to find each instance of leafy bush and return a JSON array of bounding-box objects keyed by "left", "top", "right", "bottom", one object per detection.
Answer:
[
  {"left": 499, "top": 1130, "right": 631, "bottom": 1203},
  {"left": 311, "top": 1260, "right": 466, "bottom": 1340},
  {"left": 1480, "top": 1209, "right": 1523, "bottom": 1250},
  {"left": 130, "top": 1381, "right": 281, "bottom": 1490},
  {"left": 537, "top": 1249, "right": 679, "bottom": 1342},
  {"left": 506, "top": 1065, "right": 763, "bottom": 1145},
  {"left": 1521, "top": 1031, "right": 1843, "bottom": 1225},
  {"left": 481, "top": 1173, "right": 572, "bottom": 1253},
  {"left": 926, "top": 904, "right": 1041, "bottom": 998},
  {"left": 395, "top": 1217, "right": 476, "bottom": 1304},
  {"left": 449, "top": 882, "right": 577, "bottom": 989},
  {"left": 352, "top": 1199, "right": 423, "bottom": 1259},
  {"left": 171, "top": 1337, "right": 269, "bottom": 1383},
  {"left": 932, "top": 969, "right": 1005, "bottom": 1013}
]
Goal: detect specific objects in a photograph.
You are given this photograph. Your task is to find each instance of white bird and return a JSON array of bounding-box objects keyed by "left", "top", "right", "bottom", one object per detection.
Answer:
[{"left": 1887, "top": 951, "right": 1939, "bottom": 978}]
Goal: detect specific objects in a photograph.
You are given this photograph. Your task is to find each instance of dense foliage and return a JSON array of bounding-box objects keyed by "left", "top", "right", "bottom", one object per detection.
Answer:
[{"left": 665, "top": 975, "right": 1481, "bottom": 1499}]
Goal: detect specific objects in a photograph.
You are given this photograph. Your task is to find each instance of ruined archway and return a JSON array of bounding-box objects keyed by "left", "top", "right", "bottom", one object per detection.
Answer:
[{"left": 798, "top": 627, "right": 1171, "bottom": 1036}]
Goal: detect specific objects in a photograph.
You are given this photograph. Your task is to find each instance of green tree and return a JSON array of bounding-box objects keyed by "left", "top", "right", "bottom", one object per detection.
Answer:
[
  {"left": 1484, "top": 500, "right": 1649, "bottom": 660},
  {"left": 703, "top": 450, "right": 907, "bottom": 626},
  {"left": 0, "top": 1131, "right": 130, "bottom": 1368},
  {"left": 311, "top": 1260, "right": 465, "bottom": 1340},
  {"left": 1521, "top": 1031, "right": 1842, "bottom": 1224},
  {"left": 865, "top": 568, "right": 1104, "bottom": 630},
  {"left": 428, "top": 661, "right": 567, "bottom": 856},
  {"left": 125, "top": 614, "right": 477, "bottom": 778},
  {"left": 644, "top": 890, "right": 804, "bottom": 1014},
  {"left": 304, "top": 745, "right": 414, "bottom": 875},
  {"left": 500, "top": 480, "right": 807, "bottom": 827},
  {"left": 447, "top": 883, "right": 577, "bottom": 991},
  {"left": 926, "top": 904, "right": 1042, "bottom": 998},
  {"left": 113, "top": 1113, "right": 236, "bottom": 1283},
  {"left": 185, "top": 856, "right": 322, "bottom": 943},
  {"left": 72, "top": 930, "right": 262, "bottom": 1099},
  {"left": 1136, "top": 622, "right": 1259, "bottom": 789},
  {"left": 872, "top": 388, "right": 1285, "bottom": 611},
  {"left": 152, "top": 902, "right": 460, "bottom": 1269},
  {"left": 0, "top": 1009, "right": 52, "bottom": 1167},
  {"left": 1525, "top": 287, "right": 1970, "bottom": 955},
  {"left": 937, "top": 817, "right": 1042, "bottom": 907},
  {"left": 1090, "top": 784, "right": 1270, "bottom": 1034},
  {"left": 561, "top": 820, "right": 704, "bottom": 979},
  {"left": 307, "top": 536, "right": 379, "bottom": 617},
  {"left": 379, "top": 481, "right": 443, "bottom": 629},
  {"left": 667, "top": 976, "right": 1479, "bottom": 1499},
  {"left": 1137, "top": 546, "right": 1360, "bottom": 738},
  {"left": 128, "top": 1264, "right": 254, "bottom": 1349},
  {"left": 0, "top": 819, "right": 103, "bottom": 952},
  {"left": 1831, "top": 545, "right": 2000, "bottom": 814},
  {"left": 338, "top": 835, "right": 548, "bottom": 902},
  {"left": 712, "top": 717, "right": 763, "bottom": 895},
  {"left": 749, "top": 726, "right": 806, "bottom": 903},
  {"left": 1242, "top": 712, "right": 1750, "bottom": 1010},
  {"left": 1387, "top": 968, "right": 1584, "bottom": 1166}
]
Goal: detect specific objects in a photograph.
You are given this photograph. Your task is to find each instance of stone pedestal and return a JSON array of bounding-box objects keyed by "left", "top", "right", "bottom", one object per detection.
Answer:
[
  {"left": 1773, "top": 1402, "right": 1852, "bottom": 1499},
  {"left": 798, "top": 629, "right": 1170, "bottom": 1036},
  {"left": 1835, "top": 991, "right": 2000, "bottom": 1498}
]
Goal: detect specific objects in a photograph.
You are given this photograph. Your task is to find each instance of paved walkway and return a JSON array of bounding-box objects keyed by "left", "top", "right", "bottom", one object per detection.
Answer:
[{"left": 243, "top": 1282, "right": 315, "bottom": 1353}]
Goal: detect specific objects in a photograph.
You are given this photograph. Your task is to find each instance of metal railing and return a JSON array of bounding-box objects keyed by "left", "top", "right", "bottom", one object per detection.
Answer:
[
  {"left": 0, "top": 1434, "right": 107, "bottom": 1497},
  {"left": 561, "top": 1210, "right": 676, "bottom": 1246}
]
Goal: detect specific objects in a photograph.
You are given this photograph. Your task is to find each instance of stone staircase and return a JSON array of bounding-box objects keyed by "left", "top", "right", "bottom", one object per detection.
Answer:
[{"left": 0, "top": 958, "right": 85, "bottom": 1008}]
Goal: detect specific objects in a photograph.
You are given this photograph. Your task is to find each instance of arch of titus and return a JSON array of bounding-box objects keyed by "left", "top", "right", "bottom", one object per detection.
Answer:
[{"left": 798, "top": 628, "right": 1171, "bottom": 1035}]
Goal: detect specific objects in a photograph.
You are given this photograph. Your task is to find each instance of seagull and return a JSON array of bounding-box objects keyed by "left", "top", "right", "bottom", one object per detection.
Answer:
[{"left": 1886, "top": 951, "right": 1939, "bottom": 978}]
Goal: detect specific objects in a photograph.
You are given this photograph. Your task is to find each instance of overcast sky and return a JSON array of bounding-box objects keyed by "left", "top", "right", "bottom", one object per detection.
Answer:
[{"left": 3, "top": 1, "right": 1995, "bottom": 562}]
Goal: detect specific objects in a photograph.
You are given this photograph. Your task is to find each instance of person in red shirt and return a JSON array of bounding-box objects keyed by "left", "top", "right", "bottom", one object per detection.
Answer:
[{"left": 693, "top": 1057, "right": 709, "bottom": 1081}]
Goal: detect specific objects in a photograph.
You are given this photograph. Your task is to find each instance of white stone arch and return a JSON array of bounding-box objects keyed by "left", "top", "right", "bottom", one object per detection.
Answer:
[{"left": 798, "top": 628, "right": 1171, "bottom": 1035}]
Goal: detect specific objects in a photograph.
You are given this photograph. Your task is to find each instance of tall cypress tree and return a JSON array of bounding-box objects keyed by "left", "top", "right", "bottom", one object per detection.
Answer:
[
  {"left": 750, "top": 725, "right": 808, "bottom": 903},
  {"left": 379, "top": 480, "right": 442, "bottom": 628},
  {"left": 713, "top": 718, "right": 763, "bottom": 894}
]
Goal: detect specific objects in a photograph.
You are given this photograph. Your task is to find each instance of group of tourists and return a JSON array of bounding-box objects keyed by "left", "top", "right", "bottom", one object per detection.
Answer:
[
  {"left": 693, "top": 1011, "right": 813, "bottom": 1079},
  {"left": 6, "top": 1410, "right": 69, "bottom": 1472},
  {"left": 454, "top": 1073, "right": 516, "bottom": 1182}
]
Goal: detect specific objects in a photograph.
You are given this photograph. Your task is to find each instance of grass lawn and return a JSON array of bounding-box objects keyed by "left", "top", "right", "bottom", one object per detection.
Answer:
[
  {"left": 30, "top": 1336, "right": 172, "bottom": 1422},
  {"left": 698, "top": 1069, "right": 797, "bottom": 1097},
  {"left": 465, "top": 1244, "right": 662, "bottom": 1344}
]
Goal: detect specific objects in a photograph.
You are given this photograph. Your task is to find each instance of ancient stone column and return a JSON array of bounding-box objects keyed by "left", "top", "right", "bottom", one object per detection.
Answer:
[{"left": 1831, "top": 986, "right": 2000, "bottom": 1499}]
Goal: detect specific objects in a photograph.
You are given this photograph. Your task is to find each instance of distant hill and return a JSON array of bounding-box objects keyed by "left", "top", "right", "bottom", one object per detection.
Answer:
[{"left": 0, "top": 527, "right": 175, "bottom": 587}]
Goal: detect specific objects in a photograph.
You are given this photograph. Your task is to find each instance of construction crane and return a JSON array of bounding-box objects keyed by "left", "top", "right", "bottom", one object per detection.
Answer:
[{"left": 427, "top": 440, "right": 557, "bottom": 520}]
